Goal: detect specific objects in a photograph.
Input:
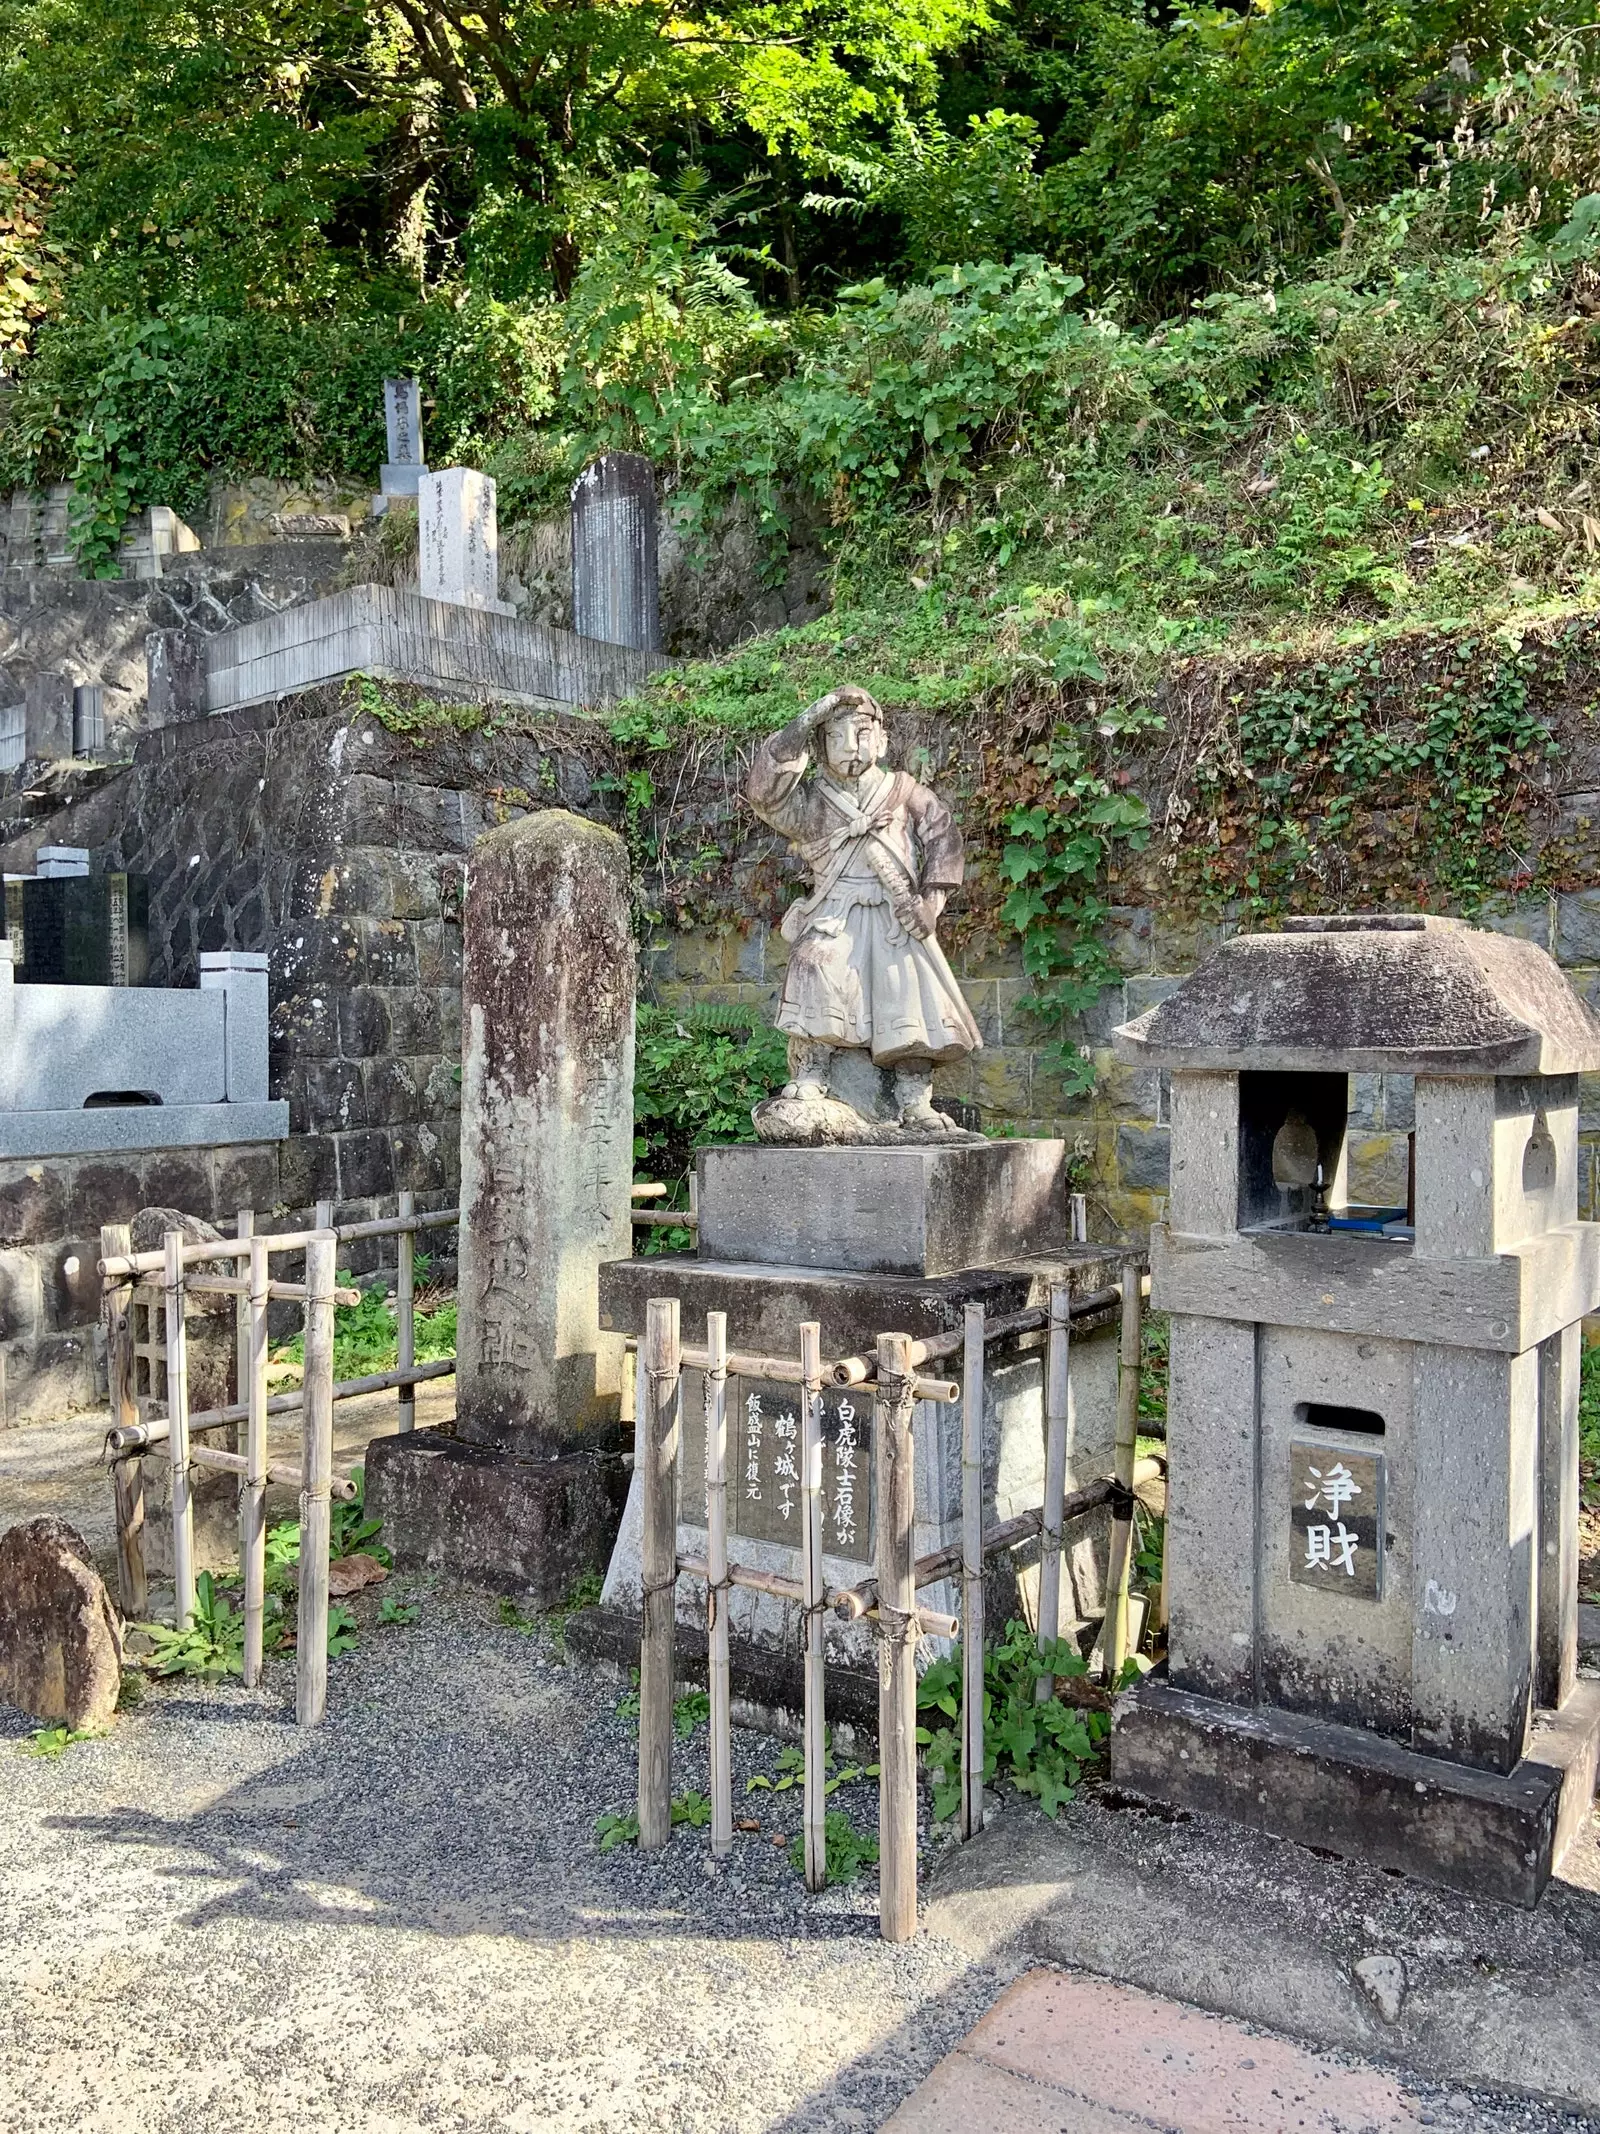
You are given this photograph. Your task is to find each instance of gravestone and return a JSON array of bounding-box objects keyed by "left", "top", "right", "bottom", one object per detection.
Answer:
[
  {"left": 18, "top": 870, "right": 149, "bottom": 986},
  {"left": 0, "top": 1518, "right": 123, "bottom": 1728},
  {"left": 366, "top": 809, "right": 636, "bottom": 1599},
  {"left": 145, "top": 628, "right": 208, "bottom": 723},
  {"left": 72, "top": 683, "right": 105, "bottom": 758},
  {"left": 419, "top": 467, "right": 514, "bottom": 615},
  {"left": 380, "top": 377, "right": 427, "bottom": 500},
  {"left": 571, "top": 452, "right": 662, "bottom": 651},
  {"left": 24, "top": 673, "right": 72, "bottom": 760}
]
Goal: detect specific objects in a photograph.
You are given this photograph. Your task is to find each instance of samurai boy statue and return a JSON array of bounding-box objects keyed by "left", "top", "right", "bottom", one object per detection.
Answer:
[{"left": 745, "top": 686, "right": 983, "bottom": 1139}]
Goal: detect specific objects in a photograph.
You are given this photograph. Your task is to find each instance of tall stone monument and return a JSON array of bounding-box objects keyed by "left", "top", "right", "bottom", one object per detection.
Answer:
[
  {"left": 380, "top": 376, "right": 427, "bottom": 502},
  {"left": 589, "top": 688, "right": 1128, "bottom": 1716},
  {"left": 367, "top": 810, "right": 636, "bottom": 1599},
  {"left": 571, "top": 452, "right": 662, "bottom": 652},
  {"left": 1110, "top": 915, "right": 1600, "bottom": 1905},
  {"left": 419, "top": 467, "right": 514, "bottom": 616}
]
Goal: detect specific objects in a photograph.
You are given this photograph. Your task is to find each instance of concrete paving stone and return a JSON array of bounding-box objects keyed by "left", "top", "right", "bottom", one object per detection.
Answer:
[
  {"left": 908, "top": 1968, "right": 1428, "bottom": 2133},
  {"left": 882, "top": 2045, "right": 1140, "bottom": 2132}
]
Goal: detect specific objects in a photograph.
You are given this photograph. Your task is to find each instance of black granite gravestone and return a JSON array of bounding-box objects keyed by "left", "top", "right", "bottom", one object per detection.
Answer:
[{"left": 15, "top": 873, "right": 150, "bottom": 985}]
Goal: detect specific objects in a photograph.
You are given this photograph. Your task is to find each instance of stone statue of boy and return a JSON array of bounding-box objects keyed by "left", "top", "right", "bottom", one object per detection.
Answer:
[{"left": 746, "top": 685, "right": 982, "bottom": 1137}]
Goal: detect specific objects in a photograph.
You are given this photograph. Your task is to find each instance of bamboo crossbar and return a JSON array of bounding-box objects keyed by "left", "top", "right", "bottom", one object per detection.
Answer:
[
  {"left": 105, "top": 1358, "right": 457, "bottom": 1457},
  {"left": 646, "top": 1336, "right": 956, "bottom": 1403},
  {"left": 826, "top": 1274, "right": 1151, "bottom": 1386},
  {"left": 98, "top": 1205, "right": 460, "bottom": 1279},
  {"left": 629, "top": 1208, "right": 701, "bottom": 1228},
  {"left": 676, "top": 1556, "right": 959, "bottom": 1639},
  {"left": 186, "top": 1275, "right": 364, "bottom": 1306},
  {"left": 188, "top": 1442, "right": 358, "bottom": 1500},
  {"left": 826, "top": 1457, "right": 1164, "bottom": 1614}
]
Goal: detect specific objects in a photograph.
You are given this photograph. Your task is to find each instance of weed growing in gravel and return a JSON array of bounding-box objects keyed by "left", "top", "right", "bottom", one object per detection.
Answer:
[
  {"left": 140, "top": 1572, "right": 245, "bottom": 1680},
  {"left": 331, "top": 1468, "right": 392, "bottom": 1565},
  {"left": 327, "top": 1605, "right": 359, "bottom": 1657},
  {"left": 378, "top": 1594, "right": 419, "bottom": 1626},
  {"left": 786, "top": 1812, "right": 879, "bottom": 1885},
  {"left": 497, "top": 1597, "right": 538, "bottom": 1635},
  {"left": 594, "top": 1792, "right": 711, "bottom": 1850},
  {"left": 595, "top": 1809, "right": 639, "bottom": 1852},
  {"left": 918, "top": 1618, "right": 1109, "bottom": 1821},
  {"left": 612, "top": 1677, "right": 708, "bottom": 1737},
  {"left": 747, "top": 1730, "right": 876, "bottom": 1797},
  {"left": 23, "top": 1724, "right": 103, "bottom": 1758}
]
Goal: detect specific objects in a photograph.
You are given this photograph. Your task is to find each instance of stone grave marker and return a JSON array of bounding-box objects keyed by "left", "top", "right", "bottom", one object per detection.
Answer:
[
  {"left": 382, "top": 376, "right": 426, "bottom": 498},
  {"left": 419, "top": 467, "right": 513, "bottom": 615},
  {"left": 24, "top": 673, "right": 72, "bottom": 760},
  {"left": 571, "top": 451, "right": 661, "bottom": 651}
]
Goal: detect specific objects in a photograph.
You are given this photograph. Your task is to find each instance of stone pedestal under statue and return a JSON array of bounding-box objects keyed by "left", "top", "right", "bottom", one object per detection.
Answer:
[
  {"left": 580, "top": 1140, "right": 1127, "bottom": 1720},
  {"left": 367, "top": 809, "right": 635, "bottom": 1602}
]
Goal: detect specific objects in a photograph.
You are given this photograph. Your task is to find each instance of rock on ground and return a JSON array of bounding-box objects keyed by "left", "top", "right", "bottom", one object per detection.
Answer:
[{"left": 0, "top": 1517, "right": 122, "bottom": 1728}]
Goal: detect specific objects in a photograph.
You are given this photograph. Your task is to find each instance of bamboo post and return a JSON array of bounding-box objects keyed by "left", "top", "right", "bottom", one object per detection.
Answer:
[
  {"left": 242, "top": 1236, "right": 270, "bottom": 1688},
  {"left": 162, "top": 1229, "right": 196, "bottom": 1628},
  {"left": 960, "top": 1302, "right": 985, "bottom": 1841},
  {"left": 637, "top": 1296, "right": 681, "bottom": 1852},
  {"left": 705, "top": 1311, "right": 733, "bottom": 1859},
  {"left": 1102, "top": 1256, "right": 1145, "bottom": 1681},
  {"left": 102, "top": 1222, "right": 146, "bottom": 1618},
  {"left": 800, "top": 1320, "right": 827, "bottom": 1892},
  {"left": 875, "top": 1330, "right": 919, "bottom": 1943},
  {"left": 1035, "top": 1283, "right": 1072, "bottom": 1700},
  {"left": 396, "top": 1189, "right": 416, "bottom": 1433},
  {"left": 1070, "top": 1192, "right": 1087, "bottom": 1244},
  {"left": 233, "top": 1209, "right": 252, "bottom": 1456},
  {"left": 296, "top": 1232, "right": 337, "bottom": 1727}
]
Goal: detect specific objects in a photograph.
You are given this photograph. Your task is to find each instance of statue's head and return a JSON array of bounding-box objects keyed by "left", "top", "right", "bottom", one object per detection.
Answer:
[{"left": 819, "top": 687, "right": 887, "bottom": 782}]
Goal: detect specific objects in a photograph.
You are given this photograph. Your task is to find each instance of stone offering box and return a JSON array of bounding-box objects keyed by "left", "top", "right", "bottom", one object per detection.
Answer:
[
  {"left": 591, "top": 1138, "right": 1127, "bottom": 1720},
  {"left": 1110, "top": 913, "right": 1600, "bottom": 1906}
]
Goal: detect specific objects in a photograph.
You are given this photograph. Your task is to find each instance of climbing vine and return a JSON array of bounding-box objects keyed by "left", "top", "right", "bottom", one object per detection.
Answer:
[{"left": 1170, "top": 626, "right": 1573, "bottom": 919}]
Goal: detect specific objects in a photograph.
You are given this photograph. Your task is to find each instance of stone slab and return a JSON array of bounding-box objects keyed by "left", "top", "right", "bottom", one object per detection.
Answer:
[
  {"left": 202, "top": 583, "right": 667, "bottom": 715},
  {"left": 1152, "top": 1221, "right": 1600, "bottom": 1354},
  {"left": 694, "top": 1139, "right": 1068, "bottom": 1276},
  {"left": 599, "top": 1245, "right": 1125, "bottom": 1361},
  {"left": 363, "top": 1426, "right": 628, "bottom": 1607},
  {"left": 0, "top": 1516, "right": 122, "bottom": 1728},
  {"left": 884, "top": 1968, "right": 1433, "bottom": 2134},
  {"left": 0, "top": 1100, "right": 287, "bottom": 1159},
  {"left": 1111, "top": 1672, "right": 1600, "bottom": 1908},
  {"left": 921, "top": 1790, "right": 1600, "bottom": 2119}
]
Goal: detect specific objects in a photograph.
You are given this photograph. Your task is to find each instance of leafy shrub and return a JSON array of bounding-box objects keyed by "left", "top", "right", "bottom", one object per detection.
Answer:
[
  {"left": 633, "top": 1002, "right": 790, "bottom": 1202},
  {"left": 918, "top": 1617, "right": 1110, "bottom": 1820}
]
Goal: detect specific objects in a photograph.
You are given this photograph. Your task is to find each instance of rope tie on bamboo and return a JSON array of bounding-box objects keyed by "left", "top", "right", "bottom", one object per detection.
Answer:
[
  {"left": 1106, "top": 1479, "right": 1138, "bottom": 1521},
  {"left": 640, "top": 1572, "right": 680, "bottom": 1602}
]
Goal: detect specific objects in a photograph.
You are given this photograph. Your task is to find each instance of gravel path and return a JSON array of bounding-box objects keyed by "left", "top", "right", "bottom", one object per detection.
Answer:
[
  {"left": 0, "top": 1573, "right": 1019, "bottom": 2134},
  {"left": 4, "top": 1413, "right": 1600, "bottom": 2133}
]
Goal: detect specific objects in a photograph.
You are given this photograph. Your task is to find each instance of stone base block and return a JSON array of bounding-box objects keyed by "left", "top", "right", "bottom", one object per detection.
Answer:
[
  {"left": 693, "top": 1138, "right": 1067, "bottom": 1276},
  {"left": 566, "top": 1602, "right": 882, "bottom": 1732},
  {"left": 599, "top": 1245, "right": 1126, "bottom": 1705},
  {"left": 364, "top": 1427, "right": 628, "bottom": 1606},
  {"left": 1112, "top": 1673, "right": 1600, "bottom": 1909}
]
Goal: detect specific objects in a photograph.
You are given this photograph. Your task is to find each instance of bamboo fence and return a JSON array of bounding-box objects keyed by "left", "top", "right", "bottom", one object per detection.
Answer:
[
  {"left": 632, "top": 1258, "right": 1149, "bottom": 1942},
  {"left": 99, "top": 1196, "right": 463, "bottom": 1723}
]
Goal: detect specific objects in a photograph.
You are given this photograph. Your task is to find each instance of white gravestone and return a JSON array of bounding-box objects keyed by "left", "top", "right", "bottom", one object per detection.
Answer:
[
  {"left": 380, "top": 377, "right": 427, "bottom": 500},
  {"left": 419, "top": 467, "right": 514, "bottom": 615}
]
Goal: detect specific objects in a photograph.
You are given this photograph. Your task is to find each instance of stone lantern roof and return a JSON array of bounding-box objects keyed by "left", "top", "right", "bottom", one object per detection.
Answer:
[{"left": 1113, "top": 914, "right": 1600, "bottom": 1076}]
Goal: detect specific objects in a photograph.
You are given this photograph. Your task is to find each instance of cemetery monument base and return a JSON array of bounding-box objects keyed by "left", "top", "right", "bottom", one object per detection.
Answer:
[{"left": 581, "top": 1145, "right": 1128, "bottom": 1724}]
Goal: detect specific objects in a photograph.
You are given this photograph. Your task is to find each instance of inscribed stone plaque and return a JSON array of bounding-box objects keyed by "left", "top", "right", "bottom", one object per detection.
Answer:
[
  {"left": 1289, "top": 1440, "right": 1384, "bottom": 1600},
  {"left": 419, "top": 467, "right": 501, "bottom": 611},
  {"left": 679, "top": 1370, "right": 874, "bottom": 1559},
  {"left": 384, "top": 377, "right": 424, "bottom": 466}
]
